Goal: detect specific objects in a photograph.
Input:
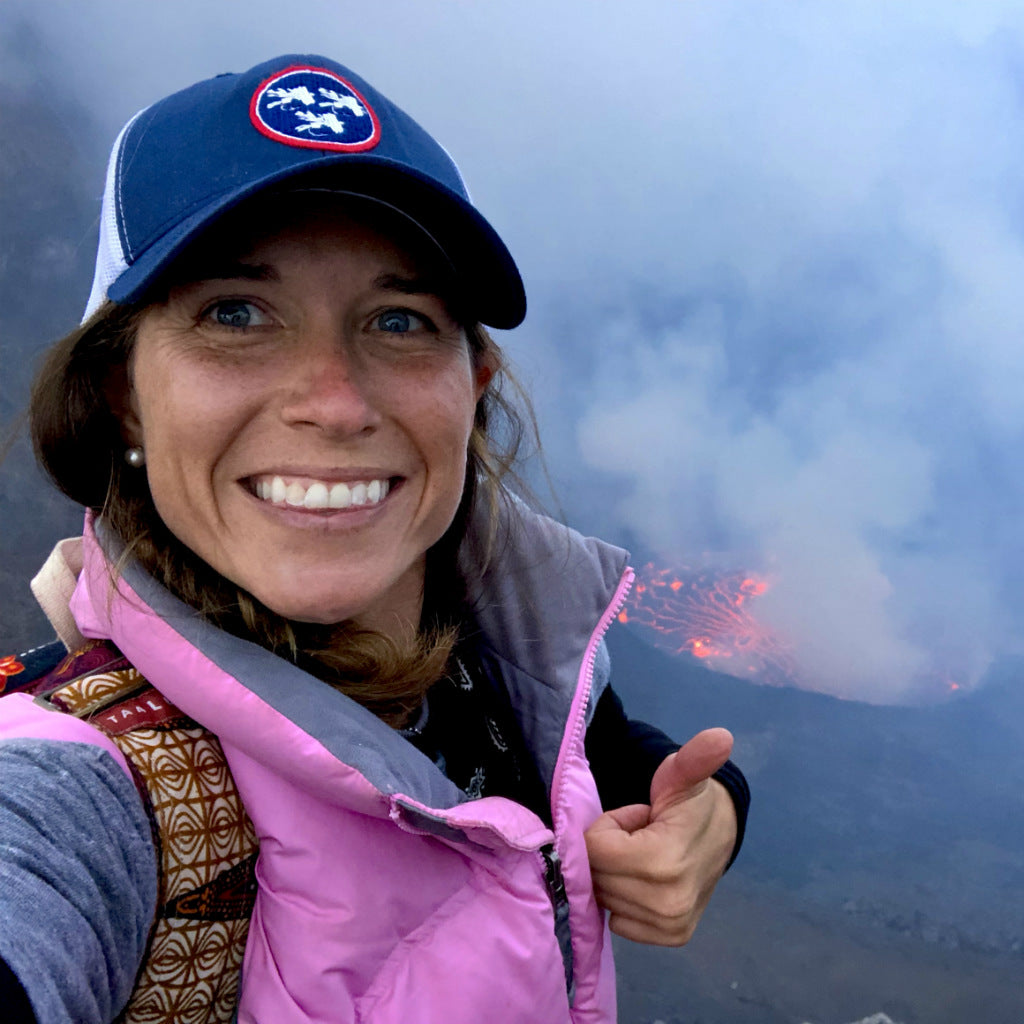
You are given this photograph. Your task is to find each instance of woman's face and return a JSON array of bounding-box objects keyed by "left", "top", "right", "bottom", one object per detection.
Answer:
[{"left": 120, "top": 200, "right": 488, "bottom": 634}]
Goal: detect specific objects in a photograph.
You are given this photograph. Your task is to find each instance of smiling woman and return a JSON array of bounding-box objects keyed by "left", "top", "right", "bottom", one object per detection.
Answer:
[
  {"left": 1, "top": 54, "right": 748, "bottom": 1024},
  {"left": 123, "top": 199, "right": 484, "bottom": 634}
]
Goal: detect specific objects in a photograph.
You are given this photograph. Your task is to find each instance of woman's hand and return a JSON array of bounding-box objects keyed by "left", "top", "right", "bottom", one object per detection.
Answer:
[{"left": 583, "top": 728, "right": 737, "bottom": 946}]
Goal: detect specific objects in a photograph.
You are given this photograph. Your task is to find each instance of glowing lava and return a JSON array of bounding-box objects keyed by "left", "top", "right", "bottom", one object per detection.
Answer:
[
  {"left": 619, "top": 564, "right": 970, "bottom": 701},
  {"left": 619, "top": 563, "right": 796, "bottom": 685}
]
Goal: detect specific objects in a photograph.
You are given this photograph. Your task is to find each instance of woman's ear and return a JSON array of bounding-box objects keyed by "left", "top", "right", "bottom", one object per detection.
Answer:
[
  {"left": 474, "top": 352, "right": 496, "bottom": 401},
  {"left": 102, "top": 364, "right": 143, "bottom": 446}
]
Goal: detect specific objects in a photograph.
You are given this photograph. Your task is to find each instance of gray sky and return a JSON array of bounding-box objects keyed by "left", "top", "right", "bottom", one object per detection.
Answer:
[{"left": 11, "top": 0, "right": 1024, "bottom": 703}]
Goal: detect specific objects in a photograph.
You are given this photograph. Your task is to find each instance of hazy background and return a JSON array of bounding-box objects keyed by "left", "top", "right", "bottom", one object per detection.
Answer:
[
  {"left": 6, "top": 0, "right": 1024, "bottom": 703},
  {"left": 4, "top": 3, "right": 1024, "bottom": 1021}
]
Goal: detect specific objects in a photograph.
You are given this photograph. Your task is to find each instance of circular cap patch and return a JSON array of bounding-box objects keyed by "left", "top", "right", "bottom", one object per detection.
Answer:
[{"left": 250, "top": 65, "right": 381, "bottom": 151}]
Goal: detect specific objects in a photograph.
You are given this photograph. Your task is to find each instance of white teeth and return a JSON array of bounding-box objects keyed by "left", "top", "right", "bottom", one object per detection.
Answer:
[
  {"left": 254, "top": 476, "right": 390, "bottom": 510},
  {"left": 329, "top": 482, "right": 352, "bottom": 509},
  {"left": 304, "top": 482, "right": 329, "bottom": 509}
]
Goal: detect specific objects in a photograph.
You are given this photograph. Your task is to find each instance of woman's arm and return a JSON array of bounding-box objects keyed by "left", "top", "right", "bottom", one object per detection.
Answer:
[
  {"left": 584, "top": 686, "right": 749, "bottom": 945},
  {"left": 584, "top": 685, "right": 749, "bottom": 865},
  {"left": 0, "top": 739, "right": 157, "bottom": 1024}
]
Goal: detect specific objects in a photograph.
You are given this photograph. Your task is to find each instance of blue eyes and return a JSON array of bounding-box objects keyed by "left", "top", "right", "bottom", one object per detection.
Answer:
[
  {"left": 376, "top": 310, "right": 429, "bottom": 333},
  {"left": 207, "top": 301, "right": 265, "bottom": 328},
  {"left": 203, "top": 302, "right": 435, "bottom": 336}
]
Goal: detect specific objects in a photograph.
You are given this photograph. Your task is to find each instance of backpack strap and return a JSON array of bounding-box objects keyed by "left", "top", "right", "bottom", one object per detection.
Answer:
[
  {"left": 29, "top": 641, "right": 258, "bottom": 1024},
  {"left": 0, "top": 639, "right": 67, "bottom": 694}
]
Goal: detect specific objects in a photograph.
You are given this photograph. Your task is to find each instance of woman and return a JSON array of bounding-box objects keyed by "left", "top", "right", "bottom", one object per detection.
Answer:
[{"left": 0, "top": 55, "right": 747, "bottom": 1023}]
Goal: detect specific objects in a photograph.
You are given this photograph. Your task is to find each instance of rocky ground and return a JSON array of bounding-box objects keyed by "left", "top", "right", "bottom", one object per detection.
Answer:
[
  {"left": 607, "top": 626, "right": 1024, "bottom": 1024},
  {"left": 613, "top": 876, "right": 1023, "bottom": 1023}
]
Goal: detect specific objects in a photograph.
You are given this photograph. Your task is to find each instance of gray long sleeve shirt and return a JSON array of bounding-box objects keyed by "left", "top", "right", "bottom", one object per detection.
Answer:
[{"left": 0, "top": 739, "right": 157, "bottom": 1023}]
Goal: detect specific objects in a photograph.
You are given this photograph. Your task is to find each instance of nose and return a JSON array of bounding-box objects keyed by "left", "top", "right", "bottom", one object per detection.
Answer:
[{"left": 279, "top": 332, "right": 382, "bottom": 438}]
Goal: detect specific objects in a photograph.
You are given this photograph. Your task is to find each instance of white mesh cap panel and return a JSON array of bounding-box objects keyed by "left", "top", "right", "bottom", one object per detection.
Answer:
[
  {"left": 82, "top": 109, "right": 146, "bottom": 323},
  {"left": 437, "top": 140, "right": 472, "bottom": 203}
]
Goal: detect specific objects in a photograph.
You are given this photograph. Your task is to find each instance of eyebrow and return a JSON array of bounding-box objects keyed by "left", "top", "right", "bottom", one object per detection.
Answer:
[
  {"left": 175, "top": 267, "right": 440, "bottom": 291},
  {"left": 374, "top": 272, "right": 449, "bottom": 296},
  {"left": 176, "top": 261, "right": 280, "bottom": 285}
]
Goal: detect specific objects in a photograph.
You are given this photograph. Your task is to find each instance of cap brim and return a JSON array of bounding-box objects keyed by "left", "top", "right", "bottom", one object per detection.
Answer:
[{"left": 107, "top": 156, "right": 526, "bottom": 329}]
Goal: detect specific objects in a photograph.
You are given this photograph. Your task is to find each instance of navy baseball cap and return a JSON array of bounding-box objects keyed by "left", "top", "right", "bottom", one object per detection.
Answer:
[{"left": 84, "top": 54, "right": 526, "bottom": 329}]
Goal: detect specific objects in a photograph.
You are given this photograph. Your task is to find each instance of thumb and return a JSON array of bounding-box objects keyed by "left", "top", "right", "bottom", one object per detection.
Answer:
[{"left": 649, "top": 727, "right": 734, "bottom": 819}]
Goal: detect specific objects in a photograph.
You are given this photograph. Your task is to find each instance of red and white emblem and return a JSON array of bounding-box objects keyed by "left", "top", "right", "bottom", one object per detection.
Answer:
[{"left": 250, "top": 65, "right": 381, "bottom": 152}]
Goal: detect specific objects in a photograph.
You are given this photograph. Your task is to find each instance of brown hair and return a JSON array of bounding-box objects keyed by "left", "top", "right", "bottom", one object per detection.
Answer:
[{"left": 30, "top": 301, "right": 536, "bottom": 726}]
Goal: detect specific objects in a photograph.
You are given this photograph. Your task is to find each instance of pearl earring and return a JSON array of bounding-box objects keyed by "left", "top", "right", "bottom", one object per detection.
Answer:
[{"left": 124, "top": 446, "right": 146, "bottom": 468}]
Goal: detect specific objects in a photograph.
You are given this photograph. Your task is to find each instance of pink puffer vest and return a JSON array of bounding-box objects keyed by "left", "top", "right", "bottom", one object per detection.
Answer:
[{"left": 31, "top": 504, "right": 633, "bottom": 1024}]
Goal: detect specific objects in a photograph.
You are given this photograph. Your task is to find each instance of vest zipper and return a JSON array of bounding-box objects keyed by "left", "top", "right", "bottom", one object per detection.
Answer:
[
  {"left": 541, "top": 564, "right": 633, "bottom": 1010},
  {"left": 541, "top": 842, "right": 576, "bottom": 1005}
]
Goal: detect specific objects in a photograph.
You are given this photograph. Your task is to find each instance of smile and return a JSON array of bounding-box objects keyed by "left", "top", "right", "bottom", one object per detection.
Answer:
[{"left": 249, "top": 474, "right": 392, "bottom": 510}]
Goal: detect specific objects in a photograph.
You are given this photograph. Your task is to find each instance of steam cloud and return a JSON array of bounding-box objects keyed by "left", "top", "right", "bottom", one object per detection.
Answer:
[
  {"left": 538, "top": 3, "right": 1024, "bottom": 703},
  {"left": 8, "top": 0, "right": 1024, "bottom": 702}
]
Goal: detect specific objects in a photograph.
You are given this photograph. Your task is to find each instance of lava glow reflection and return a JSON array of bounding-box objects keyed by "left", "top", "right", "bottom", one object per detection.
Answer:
[{"left": 619, "top": 563, "right": 796, "bottom": 686}]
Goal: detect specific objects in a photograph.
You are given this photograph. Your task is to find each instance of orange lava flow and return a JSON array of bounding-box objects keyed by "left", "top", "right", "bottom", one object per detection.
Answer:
[{"left": 619, "top": 563, "right": 796, "bottom": 685}]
